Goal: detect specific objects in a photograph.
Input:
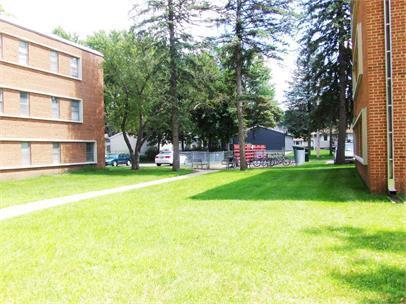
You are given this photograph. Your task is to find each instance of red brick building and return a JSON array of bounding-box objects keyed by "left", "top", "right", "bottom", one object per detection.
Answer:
[
  {"left": 0, "top": 18, "right": 105, "bottom": 180},
  {"left": 352, "top": 0, "right": 405, "bottom": 194}
]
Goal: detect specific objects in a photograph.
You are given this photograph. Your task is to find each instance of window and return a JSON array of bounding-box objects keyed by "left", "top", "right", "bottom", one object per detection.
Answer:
[
  {"left": 86, "top": 143, "right": 95, "bottom": 162},
  {"left": 70, "top": 57, "right": 79, "bottom": 78},
  {"left": 71, "top": 100, "right": 81, "bottom": 121},
  {"left": 20, "top": 92, "right": 29, "bottom": 116},
  {"left": 353, "top": 108, "right": 368, "bottom": 165},
  {"left": 50, "top": 50, "right": 59, "bottom": 73},
  {"left": 19, "top": 41, "right": 29, "bottom": 65},
  {"left": 0, "top": 89, "right": 3, "bottom": 114},
  {"left": 352, "top": 23, "right": 363, "bottom": 97},
  {"left": 51, "top": 97, "right": 60, "bottom": 119},
  {"left": 52, "top": 143, "right": 61, "bottom": 164},
  {"left": 0, "top": 34, "right": 3, "bottom": 59},
  {"left": 21, "top": 143, "right": 31, "bottom": 166},
  {"left": 323, "top": 134, "right": 328, "bottom": 141}
]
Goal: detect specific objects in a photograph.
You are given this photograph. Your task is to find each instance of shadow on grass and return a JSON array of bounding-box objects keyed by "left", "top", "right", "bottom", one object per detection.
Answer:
[
  {"left": 192, "top": 165, "right": 386, "bottom": 203},
  {"left": 304, "top": 226, "right": 406, "bottom": 253},
  {"left": 332, "top": 265, "right": 406, "bottom": 304},
  {"left": 68, "top": 166, "right": 191, "bottom": 177},
  {"left": 304, "top": 226, "right": 406, "bottom": 303}
]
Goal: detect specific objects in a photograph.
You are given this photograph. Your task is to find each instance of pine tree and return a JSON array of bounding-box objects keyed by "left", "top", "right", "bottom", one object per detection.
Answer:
[
  {"left": 214, "top": 0, "right": 292, "bottom": 170},
  {"left": 301, "top": 0, "right": 352, "bottom": 163},
  {"left": 132, "top": 0, "right": 208, "bottom": 171}
]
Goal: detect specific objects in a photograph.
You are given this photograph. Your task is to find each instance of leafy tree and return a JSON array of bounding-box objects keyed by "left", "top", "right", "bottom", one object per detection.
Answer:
[
  {"left": 189, "top": 49, "right": 236, "bottom": 151},
  {"left": 52, "top": 26, "right": 82, "bottom": 44},
  {"left": 300, "top": 0, "right": 352, "bottom": 163},
  {"left": 244, "top": 55, "right": 282, "bottom": 129},
  {"left": 214, "top": 0, "right": 292, "bottom": 170},
  {"left": 87, "top": 31, "right": 166, "bottom": 170},
  {"left": 132, "top": 0, "right": 208, "bottom": 171}
]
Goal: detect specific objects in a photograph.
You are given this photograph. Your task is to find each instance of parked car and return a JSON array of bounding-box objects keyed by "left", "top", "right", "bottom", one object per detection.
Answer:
[
  {"left": 334, "top": 142, "right": 354, "bottom": 162},
  {"left": 105, "top": 153, "right": 131, "bottom": 166},
  {"left": 155, "top": 151, "right": 187, "bottom": 166}
]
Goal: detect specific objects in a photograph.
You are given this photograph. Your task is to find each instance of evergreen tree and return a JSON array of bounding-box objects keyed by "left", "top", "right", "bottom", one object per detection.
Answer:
[
  {"left": 300, "top": 0, "right": 352, "bottom": 163},
  {"left": 214, "top": 0, "right": 292, "bottom": 170},
  {"left": 283, "top": 54, "right": 315, "bottom": 149},
  {"left": 132, "top": 0, "right": 208, "bottom": 171}
]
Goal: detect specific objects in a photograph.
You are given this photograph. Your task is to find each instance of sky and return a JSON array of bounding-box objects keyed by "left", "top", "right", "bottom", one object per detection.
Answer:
[{"left": 1, "top": 0, "right": 297, "bottom": 108}]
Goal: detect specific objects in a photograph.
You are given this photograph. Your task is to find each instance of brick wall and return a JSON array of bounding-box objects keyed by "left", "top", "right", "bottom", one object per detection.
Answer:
[
  {"left": 353, "top": 0, "right": 406, "bottom": 193},
  {"left": 391, "top": 0, "right": 406, "bottom": 193},
  {"left": 0, "top": 19, "right": 105, "bottom": 179}
]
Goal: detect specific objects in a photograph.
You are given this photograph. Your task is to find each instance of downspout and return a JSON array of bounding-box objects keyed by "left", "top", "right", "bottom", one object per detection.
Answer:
[{"left": 384, "top": 0, "right": 396, "bottom": 194}]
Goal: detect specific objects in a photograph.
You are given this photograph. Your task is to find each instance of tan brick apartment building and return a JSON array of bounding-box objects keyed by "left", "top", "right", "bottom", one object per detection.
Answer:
[
  {"left": 0, "top": 18, "right": 105, "bottom": 180},
  {"left": 352, "top": 0, "right": 405, "bottom": 194}
]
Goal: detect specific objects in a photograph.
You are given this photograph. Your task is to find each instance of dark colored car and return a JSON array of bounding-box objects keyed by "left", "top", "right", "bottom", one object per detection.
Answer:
[{"left": 105, "top": 153, "right": 131, "bottom": 167}]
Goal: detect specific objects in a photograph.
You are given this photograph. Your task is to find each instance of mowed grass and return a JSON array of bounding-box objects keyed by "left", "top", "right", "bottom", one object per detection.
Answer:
[
  {"left": 0, "top": 166, "right": 192, "bottom": 209},
  {"left": 0, "top": 158, "right": 405, "bottom": 303}
]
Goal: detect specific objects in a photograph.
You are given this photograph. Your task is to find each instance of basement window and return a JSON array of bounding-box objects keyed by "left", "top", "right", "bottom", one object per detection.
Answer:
[
  {"left": 52, "top": 143, "right": 61, "bottom": 164},
  {"left": 353, "top": 108, "right": 368, "bottom": 165},
  {"left": 86, "top": 143, "right": 95, "bottom": 162},
  {"left": 21, "top": 142, "right": 31, "bottom": 166}
]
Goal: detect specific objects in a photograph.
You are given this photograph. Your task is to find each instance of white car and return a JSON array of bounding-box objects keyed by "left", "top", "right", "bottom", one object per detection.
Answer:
[{"left": 155, "top": 151, "right": 187, "bottom": 166}]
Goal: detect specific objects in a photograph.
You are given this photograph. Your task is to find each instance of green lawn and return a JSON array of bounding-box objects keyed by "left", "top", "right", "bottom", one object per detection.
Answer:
[
  {"left": 0, "top": 166, "right": 192, "bottom": 209},
  {"left": 0, "top": 160, "right": 405, "bottom": 303}
]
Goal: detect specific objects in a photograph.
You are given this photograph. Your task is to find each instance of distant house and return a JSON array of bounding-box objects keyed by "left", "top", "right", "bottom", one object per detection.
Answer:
[
  {"left": 294, "top": 130, "right": 353, "bottom": 149},
  {"left": 232, "top": 126, "right": 294, "bottom": 151},
  {"left": 105, "top": 133, "right": 149, "bottom": 155}
]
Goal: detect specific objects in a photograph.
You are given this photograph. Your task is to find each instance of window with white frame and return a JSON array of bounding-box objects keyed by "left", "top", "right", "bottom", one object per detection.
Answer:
[
  {"left": 52, "top": 143, "right": 61, "bottom": 164},
  {"left": 71, "top": 100, "right": 81, "bottom": 121},
  {"left": 0, "top": 34, "right": 3, "bottom": 59},
  {"left": 353, "top": 108, "right": 368, "bottom": 165},
  {"left": 21, "top": 142, "right": 31, "bottom": 166},
  {"left": 0, "top": 89, "right": 3, "bottom": 114},
  {"left": 20, "top": 92, "right": 29, "bottom": 116},
  {"left": 352, "top": 23, "right": 364, "bottom": 96},
  {"left": 51, "top": 96, "right": 60, "bottom": 119},
  {"left": 70, "top": 57, "right": 79, "bottom": 78},
  {"left": 18, "top": 41, "right": 29, "bottom": 65},
  {"left": 50, "top": 50, "right": 59, "bottom": 73},
  {"left": 86, "top": 142, "right": 95, "bottom": 162}
]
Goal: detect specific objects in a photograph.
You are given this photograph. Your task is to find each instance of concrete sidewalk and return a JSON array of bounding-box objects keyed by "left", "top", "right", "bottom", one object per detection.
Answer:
[{"left": 0, "top": 170, "right": 214, "bottom": 222}]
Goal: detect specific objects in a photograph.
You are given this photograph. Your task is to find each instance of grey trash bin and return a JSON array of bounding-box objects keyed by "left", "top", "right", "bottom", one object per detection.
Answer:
[{"left": 293, "top": 146, "right": 305, "bottom": 166}]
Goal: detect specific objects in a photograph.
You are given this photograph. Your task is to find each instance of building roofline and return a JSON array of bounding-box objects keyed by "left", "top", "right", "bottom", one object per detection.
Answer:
[
  {"left": 247, "top": 125, "right": 294, "bottom": 137},
  {"left": 0, "top": 16, "right": 103, "bottom": 57}
]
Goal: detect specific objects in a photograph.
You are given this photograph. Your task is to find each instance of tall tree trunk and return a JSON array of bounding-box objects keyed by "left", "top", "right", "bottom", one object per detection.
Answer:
[
  {"left": 329, "top": 126, "right": 333, "bottom": 156},
  {"left": 157, "top": 134, "right": 161, "bottom": 154},
  {"left": 336, "top": 43, "right": 347, "bottom": 164},
  {"left": 168, "top": 0, "right": 180, "bottom": 171},
  {"left": 121, "top": 112, "right": 138, "bottom": 171},
  {"left": 235, "top": 0, "right": 247, "bottom": 170},
  {"left": 307, "top": 134, "right": 312, "bottom": 152},
  {"left": 132, "top": 149, "right": 140, "bottom": 170}
]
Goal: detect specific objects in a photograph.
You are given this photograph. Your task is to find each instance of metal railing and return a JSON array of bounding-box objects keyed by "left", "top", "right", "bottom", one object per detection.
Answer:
[{"left": 180, "top": 150, "right": 293, "bottom": 169}]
